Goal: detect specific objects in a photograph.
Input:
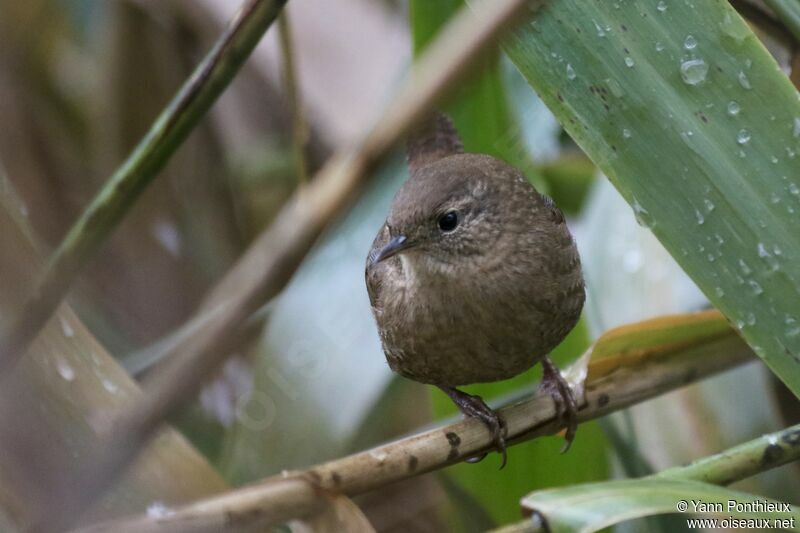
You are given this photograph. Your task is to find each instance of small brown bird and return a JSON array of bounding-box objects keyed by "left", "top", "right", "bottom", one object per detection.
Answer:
[{"left": 365, "top": 113, "right": 584, "bottom": 466}]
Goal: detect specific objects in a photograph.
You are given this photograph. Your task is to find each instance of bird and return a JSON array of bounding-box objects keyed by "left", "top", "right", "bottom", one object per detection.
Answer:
[{"left": 365, "top": 112, "right": 584, "bottom": 467}]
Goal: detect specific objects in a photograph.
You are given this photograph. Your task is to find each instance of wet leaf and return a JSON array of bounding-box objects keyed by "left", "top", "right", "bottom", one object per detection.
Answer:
[
  {"left": 520, "top": 478, "right": 799, "bottom": 533},
  {"left": 502, "top": 0, "right": 800, "bottom": 398}
]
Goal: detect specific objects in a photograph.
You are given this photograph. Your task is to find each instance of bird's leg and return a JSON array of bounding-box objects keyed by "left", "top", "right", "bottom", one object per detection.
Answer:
[
  {"left": 539, "top": 356, "right": 578, "bottom": 453},
  {"left": 438, "top": 386, "right": 508, "bottom": 468}
]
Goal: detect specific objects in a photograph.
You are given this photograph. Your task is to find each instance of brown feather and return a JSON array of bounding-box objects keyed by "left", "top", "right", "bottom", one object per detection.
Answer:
[{"left": 406, "top": 112, "right": 464, "bottom": 174}]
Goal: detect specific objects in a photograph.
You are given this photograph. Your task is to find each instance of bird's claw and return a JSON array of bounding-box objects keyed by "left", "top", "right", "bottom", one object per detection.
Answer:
[
  {"left": 440, "top": 386, "right": 508, "bottom": 468},
  {"left": 539, "top": 356, "right": 578, "bottom": 453}
]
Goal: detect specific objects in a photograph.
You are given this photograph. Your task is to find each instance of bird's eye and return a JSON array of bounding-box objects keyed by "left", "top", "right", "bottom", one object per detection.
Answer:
[{"left": 437, "top": 211, "right": 459, "bottom": 232}]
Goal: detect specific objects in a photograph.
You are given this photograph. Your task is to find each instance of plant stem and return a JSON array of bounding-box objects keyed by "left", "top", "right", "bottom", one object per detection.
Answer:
[
  {"left": 656, "top": 423, "right": 800, "bottom": 485},
  {"left": 763, "top": 0, "right": 800, "bottom": 43},
  {"left": 277, "top": 10, "right": 309, "bottom": 185},
  {"left": 730, "top": 0, "right": 796, "bottom": 47},
  {"left": 0, "top": 0, "right": 287, "bottom": 372},
  {"left": 74, "top": 327, "right": 754, "bottom": 532}
]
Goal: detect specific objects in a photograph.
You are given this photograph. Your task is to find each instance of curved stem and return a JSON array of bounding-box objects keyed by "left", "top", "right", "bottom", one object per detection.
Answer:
[
  {"left": 657, "top": 423, "right": 800, "bottom": 485},
  {"left": 730, "top": 0, "right": 796, "bottom": 47},
  {"left": 763, "top": 0, "right": 800, "bottom": 43}
]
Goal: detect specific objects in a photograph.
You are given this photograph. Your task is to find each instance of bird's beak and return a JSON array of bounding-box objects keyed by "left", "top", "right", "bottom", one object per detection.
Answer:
[{"left": 370, "top": 235, "right": 413, "bottom": 266}]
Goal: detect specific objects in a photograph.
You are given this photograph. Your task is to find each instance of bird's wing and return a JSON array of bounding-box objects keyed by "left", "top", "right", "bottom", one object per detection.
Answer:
[{"left": 365, "top": 223, "right": 390, "bottom": 309}]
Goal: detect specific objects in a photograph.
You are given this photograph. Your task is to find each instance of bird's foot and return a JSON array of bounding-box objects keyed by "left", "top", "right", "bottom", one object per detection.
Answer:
[
  {"left": 539, "top": 356, "right": 578, "bottom": 453},
  {"left": 439, "top": 386, "right": 508, "bottom": 468}
]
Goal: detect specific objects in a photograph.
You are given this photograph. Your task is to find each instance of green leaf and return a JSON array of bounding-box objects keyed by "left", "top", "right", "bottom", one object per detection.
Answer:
[
  {"left": 501, "top": 0, "right": 800, "bottom": 396},
  {"left": 520, "top": 478, "right": 800, "bottom": 533}
]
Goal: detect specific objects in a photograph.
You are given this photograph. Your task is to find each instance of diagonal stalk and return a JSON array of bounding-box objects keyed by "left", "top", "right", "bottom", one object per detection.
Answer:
[{"left": 656, "top": 423, "right": 800, "bottom": 485}]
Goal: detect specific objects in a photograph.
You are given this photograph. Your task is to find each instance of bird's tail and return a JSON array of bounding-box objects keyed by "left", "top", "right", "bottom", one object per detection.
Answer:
[{"left": 406, "top": 111, "right": 464, "bottom": 173}]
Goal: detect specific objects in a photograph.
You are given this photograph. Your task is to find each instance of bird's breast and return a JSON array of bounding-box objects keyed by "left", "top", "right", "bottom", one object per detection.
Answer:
[{"left": 373, "top": 256, "right": 558, "bottom": 386}]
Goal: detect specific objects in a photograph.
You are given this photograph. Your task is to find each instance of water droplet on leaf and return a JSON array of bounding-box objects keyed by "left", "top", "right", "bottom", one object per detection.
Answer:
[
  {"left": 680, "top": 59, "right": 708, "bottom": 85},
  {"left": 748, "top": 280, "right": 763, "bottom": 295},
  {"left": 738, "top": 259, "right": 752, "bottom": 275},
  {"left": 720, "top": 12, "right": 750, "bottom": 43},
  {"left": 594, "top": 21, "right": 606, "bottom": 37},
  {"left": 695, "top": 209, "right": 704, "bottom": 224},
  {"left": 737, "top": 71, "right": 751, "bottom": 89},
  {"left": 736, "top": 129, "right": 750, "bottom": 145},
  {"left": 632, "top": 200, "right": 653, "bottom": 228}
]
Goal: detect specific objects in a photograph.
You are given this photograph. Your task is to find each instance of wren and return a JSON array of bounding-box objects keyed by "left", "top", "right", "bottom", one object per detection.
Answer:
[{"left": 365, "top": 113, "right": 584, "bottom": 466}]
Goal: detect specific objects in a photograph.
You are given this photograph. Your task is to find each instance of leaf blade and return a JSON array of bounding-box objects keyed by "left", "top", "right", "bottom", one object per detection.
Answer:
[
  {"left": 502, "top": 0, "right": 800, "bottom": 396},
  {"left": 520, "top": 478, "right": 800, "bottom": 533}
]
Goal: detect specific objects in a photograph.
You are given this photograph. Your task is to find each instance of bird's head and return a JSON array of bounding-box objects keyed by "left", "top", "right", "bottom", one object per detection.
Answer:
[{"left": 369, "top": 153, "right": 526, "bottom": 274}]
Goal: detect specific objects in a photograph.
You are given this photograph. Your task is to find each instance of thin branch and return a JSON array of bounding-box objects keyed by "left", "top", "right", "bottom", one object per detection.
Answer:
[
  {"left": 74, "top": 328, "right": 755, "bottom": 532},
  {"left": 35, "top": 1, "right": 538, "bottom": 531},
  {"left": 277, "top": 10, "right": 309, "bottom": 184},
  {"left": 0, "top": 0, "right": 288, "bottom": 373}
]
